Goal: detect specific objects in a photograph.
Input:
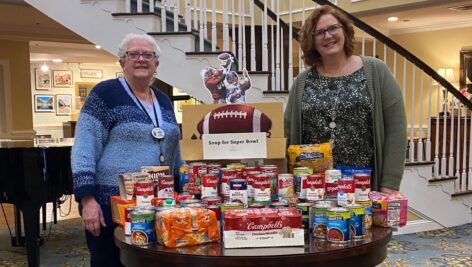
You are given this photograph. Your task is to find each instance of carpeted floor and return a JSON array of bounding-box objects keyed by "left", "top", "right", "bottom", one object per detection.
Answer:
[{"left": 0, "top": 219, "right": 471, "bottom": 267}]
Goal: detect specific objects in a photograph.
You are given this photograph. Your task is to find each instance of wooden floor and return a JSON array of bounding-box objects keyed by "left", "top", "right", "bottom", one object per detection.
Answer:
[{"left": 0, "top": 196, "right": 80, "bottom": 230}]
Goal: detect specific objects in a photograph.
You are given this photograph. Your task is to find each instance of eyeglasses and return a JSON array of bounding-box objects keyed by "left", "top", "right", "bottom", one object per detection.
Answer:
[
  {"left": 125, "top": 51, "right": 156, "bottom": 61},
  {"left": 313, "top": 24, "right": 343, "bottom": 39}
]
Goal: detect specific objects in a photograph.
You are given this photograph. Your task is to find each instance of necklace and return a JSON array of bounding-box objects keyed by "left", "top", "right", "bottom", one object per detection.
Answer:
[
  {"left": 125, "top": 80, "right": 166, "bottom": 163},
  {"left": 327, "top": 81, "right": 341, "bottom": 148}
]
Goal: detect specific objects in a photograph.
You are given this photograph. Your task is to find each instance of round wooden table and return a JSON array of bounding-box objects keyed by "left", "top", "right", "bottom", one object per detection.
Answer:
[{"left": 115, "top": 227, "right": 391, "bottom": 267}]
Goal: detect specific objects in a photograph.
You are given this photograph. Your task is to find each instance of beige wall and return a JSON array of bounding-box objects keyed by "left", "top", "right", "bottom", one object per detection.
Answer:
[{"left": 0, "top": 40, "right": 33, "bottom": 135}]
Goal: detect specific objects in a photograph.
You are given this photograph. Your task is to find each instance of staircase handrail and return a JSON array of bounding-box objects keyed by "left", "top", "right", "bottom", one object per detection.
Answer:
[{"left": 313, "top": 0, "right": 472, "bottom": 110}]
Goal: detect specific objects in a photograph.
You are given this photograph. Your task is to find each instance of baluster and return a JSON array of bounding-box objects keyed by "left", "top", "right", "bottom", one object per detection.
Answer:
[
  {"left": 185, "top": 0, "right": 191, "bottom": 31},
  {"left": 281, "top": 27, "right": 285, "bottom": 91},
  {"left": 161, "top": 0, "right": 167, "bottom": 32},
  {"left": 194, "top": 0, "right": 198, "bottom": 30},
  {"left": 361, "top": 31, "right": 365, "bottom": 56},
  {"left": 275, "top": 0, "right": 280, "bottom": 91},
  {"left": 393, "top": 51, "right": 397, "bottom": 78},
  {"left": 238, "top": 0, "right": 243, "bottom": 71},
  {"left": 441, "top": 91, "right": 448, "bottom": 177},
  {"left": 250, "top": 0, "right": 256, "bottom": 70},
  {"left": 173, "top": 0, "right": 179, "bottom": 32},
  {"left": 231, "top": 0, "right": 236, "bottom": 56},
  {"left": 137, "top": 0, "right": 142, "bottom": 12},
  {"left": 223, "top": 0, "right": 229, "bottom": 51},
  {"left": 149, "top": 0, "right": 154, "bottom": 13},
  {"left": 299, "top": 0, "right": 305, "bottom": 73},
  {"left": 409, "top": 66, "right": 415, "bottom": 162},
  {"left": 372, "top": 38, "right": 376, "bottom": 57},
  {"left": 242, "top": 0, "right": 246, "bottom": 70},
  {"left": 287, "top": 0, "right": 293, "bottom": 89},
  {"left": 462, "top": 115, "right": 468, "bottom": 191},
  {"left": 383, "top": 44, "right": 387, "bottom": 65},
  {"left": 199, "top": 0, "right": 204, "bottom": 51},
  {"left": 270, "top": 0, "right": 275, "bottom": 91},
  {"left": 211, "top": 0, "right": 216, "bottom": 51},
  {"left": 468, "top": 111, "right": 472, "bottom": 190},
  {"left": 417, "top": 71, "right": 424, "bottom": 162},
  {"left": 455, "top": 107, "right": 461, "bottom": 191},
  {"left": 203, "top": 0, "right": 208, "bottom": 39},
  {"left": 125, "top": 0, "right": 131, "bottom": 12},
  {"left": 449, "top": 96, "right": 455, "bottom": 177},
  {"left": 426, "top": 78, "right": 433, "bottom": 161},
  {"left": 262, "top": 0, "right": 268, "bottom": 71},
  {"left": 434, "top": 85, "right": 440, "bottom": 178}
]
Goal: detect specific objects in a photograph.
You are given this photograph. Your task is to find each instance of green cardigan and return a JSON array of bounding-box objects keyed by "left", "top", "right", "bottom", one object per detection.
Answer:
[{"left": 284, "top": 56, "right": 407, "bottom": 191}]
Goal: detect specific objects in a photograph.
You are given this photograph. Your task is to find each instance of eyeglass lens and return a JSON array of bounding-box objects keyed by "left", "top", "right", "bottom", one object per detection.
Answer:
[
  {"left": 314, "top": 24, "right": 342, "bottom": 39},
  {"left": 126, "top": 51, "right": 155, "bottom": 60}
]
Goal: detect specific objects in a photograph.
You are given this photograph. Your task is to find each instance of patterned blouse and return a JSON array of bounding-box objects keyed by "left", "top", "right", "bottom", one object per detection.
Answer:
[{"left": 301, "top": 68, "right": 374, "bottom": 168}]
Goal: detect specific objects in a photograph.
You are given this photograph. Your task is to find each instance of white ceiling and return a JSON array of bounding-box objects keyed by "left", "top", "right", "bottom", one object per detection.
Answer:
[{"left": 1, "top": 0, "right": 471, "bottom": 64}]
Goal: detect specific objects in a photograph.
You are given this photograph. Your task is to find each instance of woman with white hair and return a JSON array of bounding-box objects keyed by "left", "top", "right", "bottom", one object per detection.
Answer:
[{"left": 72, "top": 33, "right": 182, "bottom": 266}]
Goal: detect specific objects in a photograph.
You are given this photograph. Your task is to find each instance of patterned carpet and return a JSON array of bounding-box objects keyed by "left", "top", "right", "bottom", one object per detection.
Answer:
[{"left": 0, "top": 218, "right": 471, "bottom": 267}]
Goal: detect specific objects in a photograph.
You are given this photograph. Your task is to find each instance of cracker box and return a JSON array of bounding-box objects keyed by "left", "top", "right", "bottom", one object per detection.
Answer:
[
  {"left": 370, "top": 191, "right": 408, "bottom": 228},
  {"left": 223, "top": 208, "right": 304, "bottom": 248}
]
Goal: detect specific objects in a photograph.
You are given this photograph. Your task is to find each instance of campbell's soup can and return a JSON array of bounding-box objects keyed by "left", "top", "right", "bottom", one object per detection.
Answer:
[
  {"left": 242, "top": 166, "right": 259, "bottom": 180},
  {"left": 326, "top": 207, "right": 351, "bottom": 244},
  {"left": 201, "top": 174, "right": 219, "bottom": 198},
  {"left": 188, "top": 162, "right": 207, "bottom": 195},
  {"left": 260, "top": 165, "right": 278, "bottom": 201},
  {"left": 354, "top": 173, "right": 371, "bottom": 202},
  {"left": 179, "top": 165, "right": 189, "bottom": 192},
  {"left": 157, "top": 175, "right": 174, "bottom": 199},
  {"left": 135, "top": 181, "right": 154, "bottom": 207},
  {"left": 220, "top": 168, "right": 238, "bottom": 196},
  {"left": 130, "top": 208, "right": 156, "bottom": 246},
  {"left": 227, "top": 163, "right": 245, "bottom": 177},
  {"left": 305, "top": 173, "right": 325, "bottom": 201},
  {"left": 175, "top": 192, "right": 194, "bottom": 204},
  {"left": 253, "top": 174, "right": 271, "bottom": 202},
  {"left": 207, "top": 163, "right": 221, "bottom": 176},
  {"left": 325, "top": 169, "right": 341, "bottom": 197},
  {"left": 124, "top": 207, "right": 135, "bottom": 236},
  {"left": 201, "top": 196, "right": 221, "bottom": 206},
  {"left": 293, "top": 166, "right": 313, "bottom": 197},
  {"left": 229, "top": 179, "right": 248, "bottom": 207},
  {"left": 246, "top": 170, "right": 261, "bottom": 198},
  {"left": 278, "top": 173, "right": 295, "bottom": 198},
  {"left": 337, "top": 178, "right": 356, "bottom": 206}
]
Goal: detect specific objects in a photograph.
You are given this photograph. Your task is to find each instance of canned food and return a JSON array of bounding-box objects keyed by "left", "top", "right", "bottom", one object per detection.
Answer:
[
  {"left": 326, "top": 207, "right": 351, "bottom": 244},
  {"left": 201, "top": 196, "right": 221, "bottom": 206},
  {"left": 130, "top": 209, "right": 156, "bottom": 246},
  {"left": 246, "top": 170, "right": 261, "bottom": 198},
  {"left": 157, "top": 175, "right": 174, "bottom": 199},
  {"left": 179, "top": 165, "right": 189, "bottom": 192},
  {"left": 124, "top": 207, "right": 135, "bottom": 236},
  {"left": 347, "top": 204, "right": 365, "bottom": 240},
  {"left": 201, "top": 174, "right": 218, "bottom": 198},
  {"left": 325, "top": 169, "right": 341, "bottom": 197},
  {"left": 135, "top": 181, "right": 154, "bottom": 207},
  {"left": 310, "top": 200, "right": 337, "bottom": 239},
  {"left": 253, "top": 174, "right": 271, "bottom": 202},
  {"left": 180, "top": 199, "right": 201, "bottom": 206},
  {"left": 220, "top": 201, "right": 244, "bottom": 221},
  {"left": 305, "top": 173, "right": 325, "bottom": 201},
  {"left": 293, "top": 166, "right": 313, "bottom": 197},
  {"left": 278, "top": 173, "right": 295, "bottom": 198},
  {"left": 220, "top": 168, "right": 238, "bottom": 196},
  {"left": 188, "top": 162, "right": 207, "bottom": 194},
  {"left": 337, "top": 178, "right": 355, "bottom": 206},
  {"left": 296, "top": 202, "right": 312, "bottom": 230},
  {"left": 354, "top": 173, "right": 371, "bottom": 202},
  {"left": 229, "top": 179, "right": 248, "bottom": 207}
]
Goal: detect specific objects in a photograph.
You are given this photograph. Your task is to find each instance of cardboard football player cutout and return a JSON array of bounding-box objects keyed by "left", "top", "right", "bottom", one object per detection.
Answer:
[{"left": 201, "top": 53, "right": 253, "bottom": 104}]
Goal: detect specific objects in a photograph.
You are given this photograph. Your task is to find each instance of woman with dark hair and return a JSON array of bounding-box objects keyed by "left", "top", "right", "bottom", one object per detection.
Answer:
[{"left": 284, "top": 5, "right": 407, "bottom": 193}]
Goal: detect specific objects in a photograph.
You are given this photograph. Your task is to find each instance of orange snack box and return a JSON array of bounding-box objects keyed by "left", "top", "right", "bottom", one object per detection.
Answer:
[
  {"left": 369, "top": 191, "right": 408, "bottom": 228},
  {"left": 110, "top": 196, "right": 136, "bottom": 226},
  {"left": 155, "top": 207, "right": 220, "bottom": 248}
]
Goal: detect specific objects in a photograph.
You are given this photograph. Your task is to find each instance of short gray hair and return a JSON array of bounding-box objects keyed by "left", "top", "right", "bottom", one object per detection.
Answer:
[{"left": 117, "top": 33, "right": 161, "bottom": 59}]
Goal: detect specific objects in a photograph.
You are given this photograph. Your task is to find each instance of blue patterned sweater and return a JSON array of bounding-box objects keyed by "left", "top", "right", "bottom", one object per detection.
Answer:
[{"left": 71, "top": 78, "right": 182, "bottom": 207}]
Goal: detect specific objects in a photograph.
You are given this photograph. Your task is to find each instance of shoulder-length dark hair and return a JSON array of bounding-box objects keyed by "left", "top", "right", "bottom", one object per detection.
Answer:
[{"left": 299, "top": 5, "right": 355, "bottom": 67}]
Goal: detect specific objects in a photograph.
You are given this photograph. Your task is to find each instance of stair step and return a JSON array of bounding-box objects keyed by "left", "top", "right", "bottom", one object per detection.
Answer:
[
  {"left": 404, "top": 161, "right": 434, "bottom": 167},
  {"left": 428, "top": 176, "right": 457, "bottom": 183},
  {"left": 451, "top": 189, "right": 472, "bottom": 197}
]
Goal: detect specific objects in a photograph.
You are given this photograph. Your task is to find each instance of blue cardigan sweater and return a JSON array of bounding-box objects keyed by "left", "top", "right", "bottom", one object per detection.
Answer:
[{"left": 71, "top": 79, "right": 182, "bottom": 206}]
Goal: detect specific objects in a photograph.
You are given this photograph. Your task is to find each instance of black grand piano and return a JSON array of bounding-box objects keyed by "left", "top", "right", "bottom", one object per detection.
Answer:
[{"left": 0, "top": 139, "right": 73, "bottom": 267}]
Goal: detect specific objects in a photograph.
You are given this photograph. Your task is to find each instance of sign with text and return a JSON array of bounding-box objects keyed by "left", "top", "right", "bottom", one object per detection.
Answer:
[{"left": 202, "top": 132, "right": 267, "bottom": 159}]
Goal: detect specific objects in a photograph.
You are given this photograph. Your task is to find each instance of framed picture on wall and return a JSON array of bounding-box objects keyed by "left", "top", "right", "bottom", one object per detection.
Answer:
[
  {"left": 56, "top": 94, "right": 72, "bottom": 115},
  {"left": 74, "top": 82, "right": 96, "bottom": 111},
  {"left": 35, "top": 68, "right": 51, "bottom": 90},
  {"left": 53, "top": 70, "right": 73, "bottom": 87},
  {"left": 81, "top": 69, "right": 103, "bottom": 79},
  {"left": 34, "top": 95, "right": 55, "bottom": 112}
]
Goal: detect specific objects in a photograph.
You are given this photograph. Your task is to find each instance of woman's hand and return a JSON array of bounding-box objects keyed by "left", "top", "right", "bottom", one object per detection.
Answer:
[{"left": 81, "top": 196, "right": 106, "bottom": 237}]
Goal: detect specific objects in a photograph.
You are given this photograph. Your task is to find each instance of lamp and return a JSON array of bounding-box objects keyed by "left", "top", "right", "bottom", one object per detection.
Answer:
[{"left": 436, "top": 66, "right": 457, "bottom": 116}]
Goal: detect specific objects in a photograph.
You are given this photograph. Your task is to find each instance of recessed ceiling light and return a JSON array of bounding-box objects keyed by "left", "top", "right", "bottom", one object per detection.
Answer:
[
  {"left": 95, "top": 45, "right": 101, "bottom": 49},
  {"left": 387, "top": 16, "right": 399, "bottom": 22},
  {"left": 52, "top": 58, "right": 63, "bottom": 63}
]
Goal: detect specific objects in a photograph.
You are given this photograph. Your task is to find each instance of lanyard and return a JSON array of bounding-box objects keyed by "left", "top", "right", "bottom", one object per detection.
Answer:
[{"left": 125, "top": 80, "right": 159, "bottom": 128}]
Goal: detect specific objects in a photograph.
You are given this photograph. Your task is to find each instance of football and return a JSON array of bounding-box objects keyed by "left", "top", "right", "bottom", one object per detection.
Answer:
[{"left": 197, "top": 104, "right": 272, "bottom": 135}]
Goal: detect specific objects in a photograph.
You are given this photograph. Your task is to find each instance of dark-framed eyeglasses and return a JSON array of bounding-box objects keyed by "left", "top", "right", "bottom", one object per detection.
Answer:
[
  {"left": 125, "top": 51, "right": 156, "bottom": 61},
  {"left": 313, "top": 24, "right": 343, "bottom": 39}
]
